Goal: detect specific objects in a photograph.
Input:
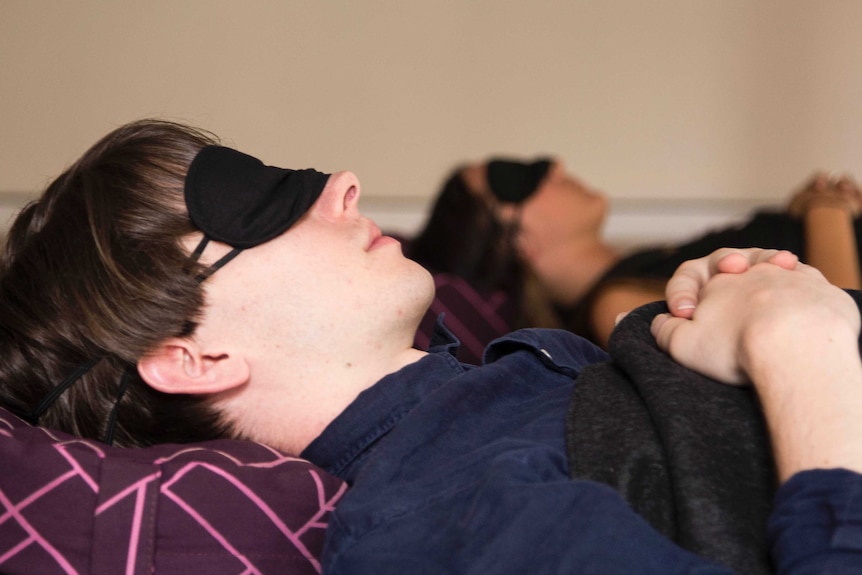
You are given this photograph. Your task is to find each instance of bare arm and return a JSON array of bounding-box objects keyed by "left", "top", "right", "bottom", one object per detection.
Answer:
[
  {"left": 589, "top": 282, "right": 665, "bottom": 348},
  {"left": 790, "top": 173, "right": 862, "bottom": 289},
  {"left": 593, "top": 172, "right": 862, "bottom": 347},
  {"left": 652, "top": 248, "right": 862, "bottom": 481},
  {"left": 803, "top": 202, "right": 860, "bottom": 288}
]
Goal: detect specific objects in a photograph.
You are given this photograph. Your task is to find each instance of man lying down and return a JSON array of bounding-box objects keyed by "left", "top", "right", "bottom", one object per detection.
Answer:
[{"left": 0, "top": 119, "right": 860, "bottom": 574}]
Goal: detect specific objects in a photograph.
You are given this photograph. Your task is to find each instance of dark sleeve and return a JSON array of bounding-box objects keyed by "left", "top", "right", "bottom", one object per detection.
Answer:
[{"left": 768, "top": 468, "right": 862, "bottom": 573}]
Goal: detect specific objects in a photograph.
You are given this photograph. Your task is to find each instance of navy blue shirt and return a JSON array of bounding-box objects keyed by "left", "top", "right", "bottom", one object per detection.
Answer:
[{"left": 303, "top": 321, "right": 862, "bottom": 574}]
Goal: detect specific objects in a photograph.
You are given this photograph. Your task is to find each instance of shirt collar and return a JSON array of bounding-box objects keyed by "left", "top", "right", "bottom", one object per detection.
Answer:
[
  {"left": 301, "top": 317, "right": 468, "bottom": 480},
  {"left": 427, "top": 313, "right": 461, "bottom": 357}
]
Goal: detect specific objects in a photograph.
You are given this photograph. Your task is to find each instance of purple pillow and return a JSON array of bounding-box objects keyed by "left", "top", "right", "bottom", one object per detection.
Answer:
[
  {"left": 0, "top": 405, "right": 346, "bottom": 574},
  {"left": 414, "top": 273, "right": 518, "bottom": 365}
]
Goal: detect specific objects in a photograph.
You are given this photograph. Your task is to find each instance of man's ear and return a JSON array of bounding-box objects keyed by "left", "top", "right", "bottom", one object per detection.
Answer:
[{"left": 137, "top": 338, "right": 250, "bottom": 395}]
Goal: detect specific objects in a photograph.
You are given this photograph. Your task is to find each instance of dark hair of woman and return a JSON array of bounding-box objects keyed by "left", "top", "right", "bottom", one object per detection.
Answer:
[
  {"left": 0, "top": 119, "right": 237, "bottom": 447},
  {"left": 405, "top": 168, "right": 561, "bottom": 330}
]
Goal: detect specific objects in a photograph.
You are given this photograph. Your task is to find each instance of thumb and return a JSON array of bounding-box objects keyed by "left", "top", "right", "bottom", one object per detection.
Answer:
[{"left": 650, "top": 312, "right": 689, "bottom": 353}]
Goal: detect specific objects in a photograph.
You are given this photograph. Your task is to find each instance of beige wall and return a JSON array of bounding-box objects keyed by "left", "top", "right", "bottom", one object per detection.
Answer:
[{"left": 3, "top": 1, "right": 862, "bottom": 238}]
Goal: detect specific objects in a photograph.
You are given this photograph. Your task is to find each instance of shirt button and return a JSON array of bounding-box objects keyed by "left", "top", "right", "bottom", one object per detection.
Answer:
[{"left": 540, "top": 348, "right": 553, "bottom": 360}]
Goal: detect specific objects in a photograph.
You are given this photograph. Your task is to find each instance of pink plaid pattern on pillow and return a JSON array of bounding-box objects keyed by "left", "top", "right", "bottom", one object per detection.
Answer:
[
  {"left": 414, "top": 273, "right": 518, "bottom": 364},
  {"left": 0, "top": 407, "right": 346, "bottom": 574}
]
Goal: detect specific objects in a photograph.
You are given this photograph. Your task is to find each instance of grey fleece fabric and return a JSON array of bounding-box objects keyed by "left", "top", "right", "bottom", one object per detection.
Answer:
[{"left": 566, "top": 300, "right": 777, "bottom": 574}]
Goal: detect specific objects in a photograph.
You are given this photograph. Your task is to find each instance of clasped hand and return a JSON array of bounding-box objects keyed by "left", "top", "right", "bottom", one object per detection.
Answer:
[{"left": 651, "top": 248, "right": 861, "bottom": 385}]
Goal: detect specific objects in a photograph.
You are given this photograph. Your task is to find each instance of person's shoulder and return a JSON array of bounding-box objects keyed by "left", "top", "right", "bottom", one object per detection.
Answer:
[
  {"left": 482, "top": 328, "right": 609, "bottom": 374},
  {"left": 587, "top": 282, "right": 664, "bottom": 348}
]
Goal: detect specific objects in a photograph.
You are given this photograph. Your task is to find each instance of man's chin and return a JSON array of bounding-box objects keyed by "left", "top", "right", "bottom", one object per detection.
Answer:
[{"left": 408, "top": 264, "right": 437, "bottom": 318}]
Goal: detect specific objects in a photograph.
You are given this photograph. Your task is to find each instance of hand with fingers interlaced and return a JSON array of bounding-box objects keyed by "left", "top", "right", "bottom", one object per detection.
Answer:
[{"left": 650, "top": 247, "right": 862, "bottom": 480}]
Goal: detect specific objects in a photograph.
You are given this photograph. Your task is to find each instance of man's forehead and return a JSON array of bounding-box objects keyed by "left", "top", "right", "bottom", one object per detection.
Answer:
[{"left": 185, "top": 146, "right": 331, "bottom": 249}]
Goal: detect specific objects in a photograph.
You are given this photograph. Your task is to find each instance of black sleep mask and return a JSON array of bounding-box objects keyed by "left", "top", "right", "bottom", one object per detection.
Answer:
[
  {"left": 185, "top": 145, "right": 331, "bottom": 249},
  {"left": 486, "top": 158, "right": 552, "bottom": 203}
]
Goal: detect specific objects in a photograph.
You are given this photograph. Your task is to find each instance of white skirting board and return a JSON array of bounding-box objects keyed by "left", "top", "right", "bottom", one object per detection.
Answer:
[{"left": 0, "top": 193, "right": 771, "bottom": 252}]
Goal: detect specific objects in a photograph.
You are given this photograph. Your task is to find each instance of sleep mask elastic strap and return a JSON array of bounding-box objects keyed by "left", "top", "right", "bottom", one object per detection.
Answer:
[
  {"left": 188, "top": 236, "right": 243, "bottom": 283},
  {"left": 20, "top": 356, "right": 105, "bottom": 425}
]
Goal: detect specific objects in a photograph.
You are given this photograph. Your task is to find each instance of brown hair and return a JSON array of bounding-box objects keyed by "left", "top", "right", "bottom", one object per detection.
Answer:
[
  {"left": 0, "top": 119, "right": 237, "bottom": 447},
  {"left": 407, "top": 169, "right": 522, "bottom": 291},
  {"left": 406, "top": 168, "right": 561, "bottom": 330}
]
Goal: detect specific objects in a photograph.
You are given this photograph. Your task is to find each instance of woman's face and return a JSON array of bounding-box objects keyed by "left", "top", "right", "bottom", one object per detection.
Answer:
[
  {"left": 506, "top": 161, "right": 608, "bottom": 257},
  {"left": 462, "top": 159, "right": 608, "bottom": 266}
]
